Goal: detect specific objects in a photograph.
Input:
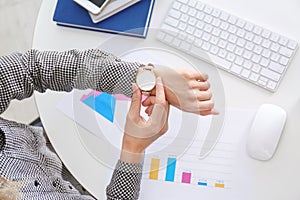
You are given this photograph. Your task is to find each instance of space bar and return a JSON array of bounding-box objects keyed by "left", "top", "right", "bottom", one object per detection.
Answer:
[{"left": 190, "top": 46, "right": 232, "bottom": 70}]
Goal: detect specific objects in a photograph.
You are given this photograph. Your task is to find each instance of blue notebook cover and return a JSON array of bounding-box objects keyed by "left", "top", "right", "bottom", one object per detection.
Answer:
[{"left": 53, "top": 0, "right": 155, "bottom": 38}]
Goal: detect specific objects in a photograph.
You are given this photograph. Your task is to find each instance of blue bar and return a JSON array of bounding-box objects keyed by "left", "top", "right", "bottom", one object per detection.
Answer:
[
  {"left": 198, "top": 181, "right": 208, "bottom": 186},
  {"left": 165, "top": 158, "right": 176, "bottom": 182}
]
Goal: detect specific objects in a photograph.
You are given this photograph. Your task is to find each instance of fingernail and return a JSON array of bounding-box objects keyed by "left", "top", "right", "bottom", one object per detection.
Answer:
[
  {"left": 212, "top": 109, "right": 220, "bottom": 115},
  {"left": 132, "top": 83, "right": 138, "bottom": 93},
  {"left": 156, "top": 77, "right": 162, "bottom": 84}
]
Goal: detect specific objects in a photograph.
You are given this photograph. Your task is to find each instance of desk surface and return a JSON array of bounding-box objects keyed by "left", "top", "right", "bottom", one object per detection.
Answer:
[{"left": 33, "top": 0, "right": 300, "bottom": 199}]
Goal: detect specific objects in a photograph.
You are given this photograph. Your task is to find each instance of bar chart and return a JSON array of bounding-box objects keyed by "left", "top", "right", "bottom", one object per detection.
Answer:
[
  {"left": 145, "top": 153, "right": 232, "bottom": 189},
  {"left": 143, "top": 128, "right": 237, "bottom": 190}
]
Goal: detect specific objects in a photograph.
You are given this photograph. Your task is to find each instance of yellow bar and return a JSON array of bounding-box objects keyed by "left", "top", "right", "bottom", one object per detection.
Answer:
[
  {"left": 149, "top": 158, "right": 160, "bottom": 180},
  {"left": 215, "top": 183, "right": 225, "bottom": 188}
]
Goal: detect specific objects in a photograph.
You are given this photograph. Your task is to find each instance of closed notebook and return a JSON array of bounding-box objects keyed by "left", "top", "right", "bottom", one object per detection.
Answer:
[{"left": 53, "top": 0, "right": 155, "bottom": 38}]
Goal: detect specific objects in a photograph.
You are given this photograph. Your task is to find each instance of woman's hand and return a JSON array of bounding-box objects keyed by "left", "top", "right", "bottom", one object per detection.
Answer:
[
  {"left": 121, "top": 77, "right": 169, "bottom": 163},
  {"left": 150, "top": 66, "right": 219, "bottom": 116}
]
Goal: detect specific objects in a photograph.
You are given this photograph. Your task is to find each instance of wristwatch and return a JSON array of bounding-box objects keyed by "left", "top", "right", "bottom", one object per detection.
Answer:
[{"left": 136, "top": 63, "right": 156, "bottom": 93}]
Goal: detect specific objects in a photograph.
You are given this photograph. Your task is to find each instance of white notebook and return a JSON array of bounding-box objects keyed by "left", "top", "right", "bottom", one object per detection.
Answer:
[{"left": 89, "top": 0, "right": 141, "bottom": 23}]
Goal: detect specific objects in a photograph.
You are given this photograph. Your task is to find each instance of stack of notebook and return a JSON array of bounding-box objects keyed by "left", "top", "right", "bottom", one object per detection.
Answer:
[{"left": 53, "top": 0, "right": 155, "bottom": 38}]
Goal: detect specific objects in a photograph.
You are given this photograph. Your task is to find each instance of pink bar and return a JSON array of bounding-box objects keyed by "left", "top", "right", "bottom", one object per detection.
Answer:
[
  {"left": 113, "top": 94, "right": 148, "bottom": 101},
  {"left": 114, "top": 94, "right": 131, "bottom": 101},
  {"left": 181, "top": 172, "right": 192, "bottom": 184},
  {"left": 93, "top": 91, "right": 101, "bottom": 97},
  {"left": 80, "top": 91, "right": 95, "bottom": 101},
  {"left": 81, "top": 91, "right": 149, "bottom": 102},
  {"left": 80, "top": 91, "right": 102, "bottom": 101}
]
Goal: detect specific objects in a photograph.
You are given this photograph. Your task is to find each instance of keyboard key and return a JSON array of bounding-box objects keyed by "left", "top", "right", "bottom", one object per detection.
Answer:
[
  {"left": 212, "top": 18, "right": 221, "bottom": 27},
  {"left": 201, "top": 42, "right": 211, "bottom": 50},
  {"left": 269, "top": 62, "right": 285, "bottom": 73},
  {"left": 203, "top": 5, "right": 213, "bottom": 14},
  {"left": 180, "top": 4, "right": 189, "bottom": 13},
  {"left": 260, "top": 57, "right": 270, "bottom": 67},
  {"left": 173, "top": 1, "right": 181, "bottom": 9},
  {"left": 288, "top": 40, "right": 298, "bottom": 50},
  {"left": 267, "top": 81, "right": 277, "bottom": 90},
  {"left": 156, "top": 31, "right": 166, "bottom": 41},
  {"left": 228, "top": 15, "right": 237, "bottom": 24},
  {"left": 279, "top": 37, "right": 288, "bottom": 46},
  {"left": 212, "top": 9, "right": 221, "bottom": 17},
  {"left": 236, "top": 19, "right": 245, "bottom": 28},
  {"left": 251, "top": 54, "right": 261, "bottom": 63},
  {"left": 196, "top": 2, "right": 205, "bottom": 10},
  {"left": 253, "top": 45, "right": 263, "bottom": 54},
  {"left": 226, "top": 43, "right": 235, "bottom": 52},
  {"left": 231, "top": 64, "right": 242, "bottom": 74},
  {"left": 253, "top": 36, "right": 262, "bottom": 45},
  {"left": 169, "top": 9, "right": 181, "bottom": 19},
  {"left": 257, "top": 79, "right": 267, "bottom": 86},
  {"left": 253, "top": 26, "right": 262, "bottom": 35},
  {"left": 165, "top": 17, "right": 179, "bottom": 27},
  {"left": 161, "top": 24, "right": 179, "bottom": 36},
  {"left": 262, "top": 49, "right": 271, "bottom": 58},
  {"left": 279, "top": 47, "right": 293, "bottom": 58},
  {"left": 262, "top": 39, "right": 271, "bottom": 48},
  {"left": 180, "top": 14, "right": 189, "bottom": 22},
  {"left": 188, "top": 0, "right": 197, "bottom": 7},
  {"left": 180, "top": 41, "right": 191, "bottom": 51},
  {"left": 218, "top": 49, "right": 227, "bottom": 58},
  {"left": 226, "top": 53, "right": 236, "bottom": 62},
  {"left": 244, "top": 60, "right": 253, "bottom": 69},
  {"left": 270, "top": 43, "right": 280, "bottom": 52},
  {"left": 235, "top": 57, "right": 244, "bottom": 65},
  {"left": 164, "top": 34, "right": 174, "bottom": 43},
  {"left": 172, "top": 38, "right": 181, "bottom": 47},
  {"left": 245, "top": 42, "right": 254, "bottom": 51},
  {"left": 220, "top": 31, "right": 229, "bottom": 40},
  {"left": 209, "top": 55, "right": 232, "bottom": 70},
  {"left": 245, "top": 32, "right": 254, "bottom": 41},
  {"left": 270, "top": 33, "right": 280, "bottom": 42},
  {"left": 270, "top": 53, "right": 280, "bottom": 62},
  {"left": 194, "top": 38, "right": 203, "bottom": 47},
  {"left": 262, "top": 30, "right": 271, "bottom": 38},
  {"left": 188, "top": 18, "right": 197, "bottom": 26},
  {"left": 251, "top": 64, "right": 260, "bottom": 73},
  {"left": 210, "top": 45, "right": 219, "bottom": 54},
  {"left": 241, "top": 69, "right": 251, "bottom": 78},
  {"left": 260, "top": 68, "right": 281, "bottom": 81},
  {"left": 249, "top": 73, "right": 259, "bottom": 82},
  {"left": 204, "top": 15, "right": 213, "bottom": 23},
  {"left": 244, "top": 22, "right": 254, "bottom": 31},
  {"left": 220, "top": 11, "right": 229, "bottom": 21},
  {"left": 279, "top": 56, "right": 289, "bottom": 66}
]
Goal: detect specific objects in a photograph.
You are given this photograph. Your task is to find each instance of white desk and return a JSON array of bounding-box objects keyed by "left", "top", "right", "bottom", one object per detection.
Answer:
[{"left": 33, "top": 0, "right": 300, "bottom": 199}]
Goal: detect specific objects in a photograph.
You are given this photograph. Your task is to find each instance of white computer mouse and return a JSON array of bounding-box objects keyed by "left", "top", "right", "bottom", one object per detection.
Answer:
[{"left": 247, "top": 104, "right": 287, "bottom": 161}]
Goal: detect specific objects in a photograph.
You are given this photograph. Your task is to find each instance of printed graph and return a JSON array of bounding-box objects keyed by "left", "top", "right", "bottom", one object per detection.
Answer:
[{"left": 143, "top": 131, "right": 237, "bottom": 190}]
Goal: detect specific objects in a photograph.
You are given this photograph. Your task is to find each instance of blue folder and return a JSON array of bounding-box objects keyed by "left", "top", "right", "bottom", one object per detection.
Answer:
[{"left": 53, "top": 0, "right": 155, "bottom": 38}]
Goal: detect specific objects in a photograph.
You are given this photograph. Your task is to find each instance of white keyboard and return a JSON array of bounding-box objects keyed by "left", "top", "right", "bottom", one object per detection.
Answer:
[{"left": 157, "top": 0, "right": 298, "bottom": 92}]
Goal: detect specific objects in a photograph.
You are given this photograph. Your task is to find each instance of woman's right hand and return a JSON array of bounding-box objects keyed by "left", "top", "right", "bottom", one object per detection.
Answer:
[{"left": 121, "top": 77, "right": 169, "bottom": 163}]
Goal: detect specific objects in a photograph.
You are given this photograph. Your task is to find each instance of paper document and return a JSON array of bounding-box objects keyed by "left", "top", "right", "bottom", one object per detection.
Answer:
[{"left": 57, "top": 90, "right": 257, "bottom": 199}]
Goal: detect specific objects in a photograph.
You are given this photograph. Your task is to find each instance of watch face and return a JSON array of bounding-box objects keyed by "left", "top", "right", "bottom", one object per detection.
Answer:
[{"left": 136, "top": 70, "right": 156, "bottom": 91}]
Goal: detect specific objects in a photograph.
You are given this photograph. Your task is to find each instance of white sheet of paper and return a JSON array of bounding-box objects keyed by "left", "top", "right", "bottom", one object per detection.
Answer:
[{"left": 57, "top": 92, "right": 257, "bottom": 199}]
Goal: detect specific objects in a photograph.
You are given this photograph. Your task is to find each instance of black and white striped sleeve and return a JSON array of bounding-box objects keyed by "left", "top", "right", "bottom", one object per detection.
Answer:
[
  {"left": 106, "top": 160, "right": 143, "bottom": 200},
  {"left": 0, "top": 49, "right": 140, "bottom": 114}
]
